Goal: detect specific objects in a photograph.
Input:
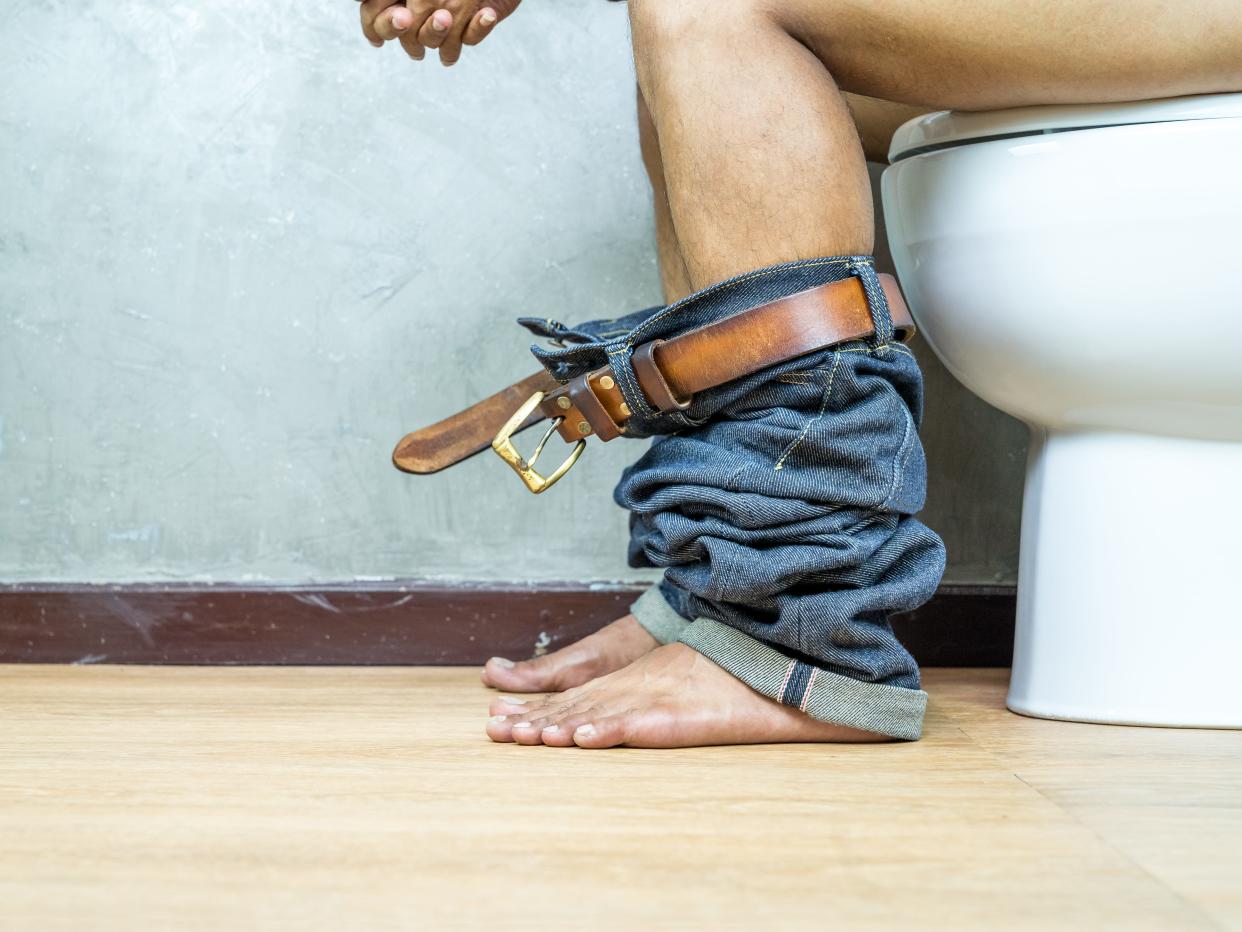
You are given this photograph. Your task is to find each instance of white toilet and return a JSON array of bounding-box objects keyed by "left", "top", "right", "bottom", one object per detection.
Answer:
[{"left": 881, "top": 93, "right": 1242, "bottom": 729}]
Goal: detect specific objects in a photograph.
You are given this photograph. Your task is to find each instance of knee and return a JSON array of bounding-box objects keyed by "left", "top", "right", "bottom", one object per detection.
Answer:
[
  {"left": 627, "top": 0, "right": 704, "bottom": 47},
  {"left": 629, "top": 0, "right": 778, "bottom": 55}
]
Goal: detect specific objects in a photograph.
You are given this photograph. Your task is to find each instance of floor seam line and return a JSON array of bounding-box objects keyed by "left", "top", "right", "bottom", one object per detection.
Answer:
[
  {"left": 943, "top": 698, "right": 1223, "bottom": 930},
  {"left": 1008, "top": 770, "right": 1225, "bottom": 930}
]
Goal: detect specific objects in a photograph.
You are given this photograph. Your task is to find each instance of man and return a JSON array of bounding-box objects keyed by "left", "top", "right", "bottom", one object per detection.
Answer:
[{"left": 358, "top": 0, "right": 1242, "bottom": 748}]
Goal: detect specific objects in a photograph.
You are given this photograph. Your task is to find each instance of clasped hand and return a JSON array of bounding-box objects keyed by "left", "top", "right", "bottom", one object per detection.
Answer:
[{"left": 358, "top": 0, "right": 521, "bottom": 66}]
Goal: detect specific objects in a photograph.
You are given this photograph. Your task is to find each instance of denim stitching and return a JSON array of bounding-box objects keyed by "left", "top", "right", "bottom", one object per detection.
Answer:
[
  {"left": 881, "top": 389, "right": 918, "bottom": 510},
  {"left": 852, "top": 259, "right": 894, "bottom": 353},
  {"left": 837, "top": 343, "right": 912, "bottom": 355},
  {"left": 781, "top": 661, "right": 814, "bottom": 707},
  {"left": 799, "top": 668, "right": 820, "bottom": 713},
  {"left": 777, "top": 660, "right": 797, "bottom": 699},
  {"left": 888, "top": 418, "right": 918, "bottom": 511},
  {"left": 774, "top": 351, "right": 841, "bottom": 471},
  {"left": 768, "top": 343, "right": 912, "bottom": 378}
]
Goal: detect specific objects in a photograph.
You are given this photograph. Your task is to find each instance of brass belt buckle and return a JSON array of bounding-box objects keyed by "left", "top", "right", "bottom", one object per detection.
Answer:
[{"left": 491, "top": 391, "right": 586, "bottom": 494}]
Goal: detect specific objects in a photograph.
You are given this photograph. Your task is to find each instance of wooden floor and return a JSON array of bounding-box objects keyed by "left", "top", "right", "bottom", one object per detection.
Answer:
[{"left": 1, "top": 667, "right": 1238, "bottom": 931}]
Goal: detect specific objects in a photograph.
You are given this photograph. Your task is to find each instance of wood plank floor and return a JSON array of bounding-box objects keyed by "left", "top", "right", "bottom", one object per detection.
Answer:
[{"left": 1, "top": 666, "right": 1237, "bottom": 931}]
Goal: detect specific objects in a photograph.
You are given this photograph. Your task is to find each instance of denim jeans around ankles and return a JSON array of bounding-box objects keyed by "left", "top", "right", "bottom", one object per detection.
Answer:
[{"left": 519, "top": 256, "right": 946, "bottom": 740}]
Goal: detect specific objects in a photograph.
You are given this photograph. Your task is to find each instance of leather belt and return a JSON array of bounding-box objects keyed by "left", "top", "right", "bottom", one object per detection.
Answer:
[{"left": 393, "top": 273, "right": 915, "bottom": 493}]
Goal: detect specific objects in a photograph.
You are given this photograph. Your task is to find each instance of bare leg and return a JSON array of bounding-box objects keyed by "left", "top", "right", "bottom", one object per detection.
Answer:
[
  {"left": 638, "top": 85, "right": 694, "bottom": 304},
  {"left": 629, "top": 0, "right": 1242, "bottom": 288},
  {"left": 630, "top": 1, "right": 875, "bottom": 286},
  {"left": 644, "top": 87, "right": 931, "bottom": 273},
  {"left": 786, "top": 0, "right": 1242, "bottom": 112}
]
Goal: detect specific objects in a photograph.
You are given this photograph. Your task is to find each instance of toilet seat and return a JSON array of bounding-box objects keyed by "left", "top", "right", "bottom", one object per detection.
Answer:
[{"left": 888, "top": 92, "right": 1242, "bottom": 162}]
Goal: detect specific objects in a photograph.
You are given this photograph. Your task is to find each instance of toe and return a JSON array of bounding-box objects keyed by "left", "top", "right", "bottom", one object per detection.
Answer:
[
  {"left": 572, "top": 715, "right": 629, "bottom": 749},
  {"left": 539, "top": 709, "right": 596, "bottom": 748},
  {"left": 481, "top": 656, "right": 522, "bottom": 689},
  {"left": 509, "top": 697, "right": 589, "bottom": 747},
  {"left": 538, "top": 723, "right": 576, "bottom": 747},
  {"left": 488, "top": 694, "right": 533, "bottom": 716},
  {"left": 485, "top": 712, "right": 520, "bottom": 743},
  {"left": 485, "top": 690, "right": 566, "bottom": 741},
  {"left": 482, "top": 655, "right": 560, "bottom": 693},
  {"left": 509, "top": 719, "right": 544, "bottom": 746}
]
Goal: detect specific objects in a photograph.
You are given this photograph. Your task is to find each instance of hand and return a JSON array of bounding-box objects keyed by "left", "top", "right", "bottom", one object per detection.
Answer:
[{"left": 359, "top": 0, "right": 522, "bottom": 66}]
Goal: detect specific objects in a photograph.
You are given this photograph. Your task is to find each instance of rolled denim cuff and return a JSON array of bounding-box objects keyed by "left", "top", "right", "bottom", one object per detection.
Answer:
[
  {"left": 678, "top": 618, "right": 927, "bottom": 741},
  {"left": 629, "top": 583, "right": 692, "bottom": 645}
]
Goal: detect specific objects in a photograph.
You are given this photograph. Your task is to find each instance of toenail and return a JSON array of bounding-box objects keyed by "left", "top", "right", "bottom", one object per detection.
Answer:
[
  {"left": 490, "top": 657, "right": 515, "bottom": 669},
  {"left": 488, "top": 715, "right": 507, "bottom": 724},
  {"left": 575, "top": 724, "right": 596, "bottom": 738},
  {"left": 498, "top": 695, "right": 526, "bottom": 704},
  {"left": 542, "top": 725, "right": 560, "bottom": 734},
  {"left": 512, "top": 722, "right": 532, "bottom": 729}
]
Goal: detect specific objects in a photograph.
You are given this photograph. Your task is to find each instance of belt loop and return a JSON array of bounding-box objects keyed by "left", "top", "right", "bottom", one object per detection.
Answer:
[
  {"left": 606, "top": 341, "right": 659, "bottom": 421},
  {"left": 853, "top": 259, "right": 894, "bottom": 348}
]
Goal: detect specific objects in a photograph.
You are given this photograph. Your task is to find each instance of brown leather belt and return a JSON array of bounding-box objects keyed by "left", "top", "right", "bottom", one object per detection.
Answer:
[{"left": 393, "top": 273, "right": 915, "bottom": 493}]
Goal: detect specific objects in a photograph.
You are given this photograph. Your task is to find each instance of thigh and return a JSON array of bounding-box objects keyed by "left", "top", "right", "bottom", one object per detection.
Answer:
[{"left": 781, "top": 0, "right": 1242, "bottom": 110}]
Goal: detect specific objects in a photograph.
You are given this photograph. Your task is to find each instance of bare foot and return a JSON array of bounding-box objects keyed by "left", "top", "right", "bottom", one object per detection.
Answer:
[
  {"left": 484, "top": 643, "right": 889, "bottom": 748},
  {"left": 479, "top": 614, "right": 659, "bottom": 694}
]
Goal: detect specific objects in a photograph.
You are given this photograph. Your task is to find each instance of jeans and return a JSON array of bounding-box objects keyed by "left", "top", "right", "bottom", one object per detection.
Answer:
[{"left": 519, "top": 256, "right": 946, "bottom": 739}]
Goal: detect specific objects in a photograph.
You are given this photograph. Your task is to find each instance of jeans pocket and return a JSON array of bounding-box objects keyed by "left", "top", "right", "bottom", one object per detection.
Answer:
[
  {"left": 728, "top": 346, "right": 928, "bottom": 513},
  {"left": 772, "top": 356, "right": 844, "bottom": 471}
]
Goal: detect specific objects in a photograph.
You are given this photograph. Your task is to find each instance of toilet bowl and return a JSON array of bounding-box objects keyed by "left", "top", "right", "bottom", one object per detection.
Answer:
[{"left": 881, "top": 93, "right": 1242, "bottom": 729}]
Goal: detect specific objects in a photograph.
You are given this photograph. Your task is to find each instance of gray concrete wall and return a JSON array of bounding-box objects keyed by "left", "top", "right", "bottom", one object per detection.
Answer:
[{"left": 0, "top": 1, "right": 1025, "bottom": 585}]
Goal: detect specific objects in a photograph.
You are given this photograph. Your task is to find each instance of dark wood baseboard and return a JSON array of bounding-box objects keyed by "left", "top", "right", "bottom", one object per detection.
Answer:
[{"left": 0, "top": 582, "right": 1014, "bottom": 666}]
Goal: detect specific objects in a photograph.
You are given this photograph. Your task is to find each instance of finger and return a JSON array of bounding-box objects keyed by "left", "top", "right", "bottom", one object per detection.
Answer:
[
  {"left": 359, "top": 0, "right": 401, "bottom": 45},
  {"left": 404, "top": 0, "right": 438, "bottom": 36},
  {"left": 436, "top": 1, "right": 475, "bottom": 66},
  {"left": 373, "top": 4, "right": 415, "bottom": 42},
  {"left": 418, "top": 8, "right": 454, "bottom": 49},
  {"left": 462, "top": 6, "right": 499, "bottom": 46},
  {"left": 399, "top": 32, "right": 426, "bottom": 60}
]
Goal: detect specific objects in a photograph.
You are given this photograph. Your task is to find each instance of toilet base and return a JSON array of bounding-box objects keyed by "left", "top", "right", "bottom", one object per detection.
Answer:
[{"left": 1007, "top": 428, "right": 1242, "bottom": 729}]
